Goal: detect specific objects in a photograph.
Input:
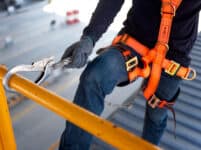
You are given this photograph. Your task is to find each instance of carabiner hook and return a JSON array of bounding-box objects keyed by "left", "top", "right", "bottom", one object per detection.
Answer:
[
  {"left": 34, "top": 57, "right": 72, "bottom": 85},
  {"left": 3, "top": 56, "right": 55, "bottom": 92}
]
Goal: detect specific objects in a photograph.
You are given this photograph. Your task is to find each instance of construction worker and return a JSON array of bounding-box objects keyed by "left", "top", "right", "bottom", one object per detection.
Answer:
[{"left": 59, "top": 0, "right": 201, "bottom": 149}]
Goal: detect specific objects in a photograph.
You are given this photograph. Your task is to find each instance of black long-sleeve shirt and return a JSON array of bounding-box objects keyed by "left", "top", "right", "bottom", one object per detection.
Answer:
[{"left": 83, "top": 0, "right": 201, "bottom": 66}]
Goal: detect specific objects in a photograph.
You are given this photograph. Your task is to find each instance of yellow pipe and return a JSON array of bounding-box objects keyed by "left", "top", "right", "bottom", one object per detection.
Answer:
[
  {"left": 0, "top": 132, "right": 4, "bottom": 150},
  {"left": 0, "top": 65, "right": 160, "bottom": 150},
  {"left": 0, "top": 68, "right": 17, "bottom": 150}
]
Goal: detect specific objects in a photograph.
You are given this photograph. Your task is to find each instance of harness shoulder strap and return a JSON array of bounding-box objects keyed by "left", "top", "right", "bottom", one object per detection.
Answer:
[{"left": 143, "top": 0, "right": 182, "bottom": 100}]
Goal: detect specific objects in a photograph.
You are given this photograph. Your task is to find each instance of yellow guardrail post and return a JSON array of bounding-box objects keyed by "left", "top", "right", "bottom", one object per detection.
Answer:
[
  {"left": 0, "top": 66, "right": 17, "bottom": 150},
  {"left": 0, "top": 131, "right": 3, "bottom": 150},
  {"left": 0, "top": 65, "right": 161, "bottom": 150}
]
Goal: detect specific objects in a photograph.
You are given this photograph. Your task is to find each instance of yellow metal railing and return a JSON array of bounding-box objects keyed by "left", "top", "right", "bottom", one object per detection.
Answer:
[
  {"left": 0, "top": 65, "right": 161, "bottom": 150},
  {"left": 0, "top": 74, "right": 17, "bottom": 150}
]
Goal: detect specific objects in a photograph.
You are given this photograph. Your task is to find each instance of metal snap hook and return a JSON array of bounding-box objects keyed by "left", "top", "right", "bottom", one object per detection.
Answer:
[{"left": 2, "top": 56, "right": 55, "bottom": 92}]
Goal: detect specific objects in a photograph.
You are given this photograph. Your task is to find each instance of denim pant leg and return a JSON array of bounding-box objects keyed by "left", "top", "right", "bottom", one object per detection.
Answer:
[
  {"left": 59, "top": 48, "right": 128, "bottom": 150},
  {"left": 142, "top": 72, "right": 181, "bottom": 145}
]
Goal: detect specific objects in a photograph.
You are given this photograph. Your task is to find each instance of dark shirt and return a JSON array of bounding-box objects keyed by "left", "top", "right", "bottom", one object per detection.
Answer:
[{"left": 83, "top": 0, "right": 201, "bottom": 66}]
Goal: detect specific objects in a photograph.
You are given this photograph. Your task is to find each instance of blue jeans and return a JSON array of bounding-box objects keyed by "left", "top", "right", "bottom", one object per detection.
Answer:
[{"left": 59, "top": 47, "right": 181, "bottom": 150}]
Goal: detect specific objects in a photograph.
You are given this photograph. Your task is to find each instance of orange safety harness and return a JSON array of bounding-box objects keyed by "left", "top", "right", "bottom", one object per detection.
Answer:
[{"left": 111, "top": 0, "right": 196, "bottom": 109}]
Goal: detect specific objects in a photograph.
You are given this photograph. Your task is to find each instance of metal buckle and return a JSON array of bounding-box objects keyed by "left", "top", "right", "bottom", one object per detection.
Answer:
[
  {"left": 183, "top": 68, "right": 196, "bottom": 81},
  {"left": 148, "top": 95, "right": 161, "bottom": 109},
  {"left": 165, "top": 61, "right": 180, "bottom": 76},
  {"left": 119, "top": 34, "right": 129, "bottom": 44},
  {"left": 148, "top": 94, "right": 172, "bottom": 109},
  {"left": 161, "top": 2, "right": 176, "bottom": 16},
  {"left": 126, "top": 56, "right": 138, "bottom": 72}
]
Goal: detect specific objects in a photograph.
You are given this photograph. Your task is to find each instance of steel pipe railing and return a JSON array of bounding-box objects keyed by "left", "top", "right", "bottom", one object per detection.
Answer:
[{"left": 0, "top": 65, "right": 160, "bottom": 150}]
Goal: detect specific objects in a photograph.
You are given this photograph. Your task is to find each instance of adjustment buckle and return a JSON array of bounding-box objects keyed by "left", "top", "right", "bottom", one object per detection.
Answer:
[
  {"left": 148, "top": 95, "right": 162, "bottom": 109},
  {"left": 161, "top": 2, "right": 176, "bottom": 16},
  {"left": 165, "top": 61, "right": 180, "bottom": 76},
  {"left": 126, "top": 56, "right": 138, "bottom": 72},
  {"left": 148, "top": 94, "right": 173, "bottom": 109},
  {"left": 119, "top": 34, "right": 129, "bottom": 44}
]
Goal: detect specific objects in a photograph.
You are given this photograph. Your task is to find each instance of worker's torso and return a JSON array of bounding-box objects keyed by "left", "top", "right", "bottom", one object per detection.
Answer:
[{"left": 123, "top": 0, "right": 201, "bottom": 66}]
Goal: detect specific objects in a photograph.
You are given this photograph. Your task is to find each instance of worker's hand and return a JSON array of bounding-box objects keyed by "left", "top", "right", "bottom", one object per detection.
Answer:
[{"left": 61, "top": 36, "right": 94, "bottom": 68}]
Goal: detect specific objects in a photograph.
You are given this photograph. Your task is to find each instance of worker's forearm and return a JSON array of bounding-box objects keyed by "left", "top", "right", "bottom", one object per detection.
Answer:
[{"left": 82, "top": 0, "right": 125, "bottom": 43}]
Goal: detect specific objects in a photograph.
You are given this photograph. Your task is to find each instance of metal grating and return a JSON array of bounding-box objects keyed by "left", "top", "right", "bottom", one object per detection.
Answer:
[{"left": 91, "top": 32, "right": 201, "bottom": 150}]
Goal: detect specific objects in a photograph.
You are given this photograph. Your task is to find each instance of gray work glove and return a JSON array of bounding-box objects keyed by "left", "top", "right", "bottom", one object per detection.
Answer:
[{"left": 61, "top": 36, "right": 94, "bottom": 68}]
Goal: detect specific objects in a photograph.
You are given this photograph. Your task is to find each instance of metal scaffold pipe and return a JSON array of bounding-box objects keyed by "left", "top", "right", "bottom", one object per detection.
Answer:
[
  {"left": 0, "top": 67, "right": 16, "bottom": 150},
  {"left": 0, "top": 65, "right": 160, "bottom": 150}
]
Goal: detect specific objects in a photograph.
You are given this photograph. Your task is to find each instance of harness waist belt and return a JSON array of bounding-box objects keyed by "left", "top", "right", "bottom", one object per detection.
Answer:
[{"left": 112, "top": 34, "right": 196, "bottom": 81}]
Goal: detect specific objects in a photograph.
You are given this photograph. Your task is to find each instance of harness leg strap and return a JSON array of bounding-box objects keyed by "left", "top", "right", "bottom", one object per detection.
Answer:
[
  {"left": 148, "top": 88, "right": 180, "bottom": 108},
  {"left": 148, "top": 88, "right": 180, "bottom": 138}
]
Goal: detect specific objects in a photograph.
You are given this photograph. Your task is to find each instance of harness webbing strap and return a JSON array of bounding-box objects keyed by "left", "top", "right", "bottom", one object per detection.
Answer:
[
  {"left": 143, "top": 0, "right": 182, "bottom": 100},
  {"left": 149, "top": 88, "right": 180, "bottom": 138},
  {"left": 112, "top": 34, "right": 195, "bottom": 81},
  {"left": 112, "top": 0, "right": 196, "bottom": 102},
  {"left": 112, "top": 34, "right": 149, "bottom": 56}
]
